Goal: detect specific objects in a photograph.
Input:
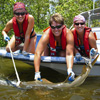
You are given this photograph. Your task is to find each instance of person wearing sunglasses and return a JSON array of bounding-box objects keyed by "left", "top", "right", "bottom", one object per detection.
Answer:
[
  {"left": 71, "top": 14, "right": 98, "bottom": 61},
  {"left": 2, "top": 2, "right": 37, "bottom": 55},
  {"left": 34, "top": 13, "right": 75, "bottom": 82}
]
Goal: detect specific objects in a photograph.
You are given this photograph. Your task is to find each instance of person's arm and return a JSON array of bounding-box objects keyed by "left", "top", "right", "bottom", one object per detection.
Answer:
[
  {"left": 89, "top": 31, "right": 98, "bottom": 57},
  {"left": 23, "top": 15, "right": 35, "bottom": 51},
  {"left": 66, "top": 28, "right": 74, "bottom": 69},
  {"left": 66, "top": 28, "right": 75, "bottom": 81},
  {"left": 89, "top": 31, "right": 98, "bottom": 52},
  {"left": 2, "top": 19, "right": 13, "bottom": 41},
  {"left": 34, "top": 30, "right": 49, "bottom": 72}
]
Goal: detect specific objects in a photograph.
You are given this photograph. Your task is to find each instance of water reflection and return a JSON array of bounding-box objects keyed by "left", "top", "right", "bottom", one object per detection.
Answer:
[
  {"left": 0, "top": 57, "right": 100, "bottom": 100},
  {"left": 0, "top": 82, "right": 100, "bottom": 100}
]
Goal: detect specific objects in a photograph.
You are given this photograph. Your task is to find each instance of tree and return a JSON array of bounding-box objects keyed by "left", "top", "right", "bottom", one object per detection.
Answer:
[
  {"left": 0, "top": 0, "right": 50, "bottom": 47},
  {"left": 55, "top": 0, "right": 94, "bottom": 28},
  {"left": 25, "top": 0, "right": 50, "bottom": 29},
  {"left": 0, "top": 0, "right": 100, "bottom": 47},
  {"left": 0, "top": 0, "right": 15, "bottom": 47}
]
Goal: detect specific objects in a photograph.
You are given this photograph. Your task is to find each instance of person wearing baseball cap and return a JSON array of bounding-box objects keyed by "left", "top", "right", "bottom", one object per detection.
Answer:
[
  {"left": 71, "top": 14, "right": 98, "bottom": 61},
  {"left": 2, "top": 2, "right": 37, "bottom": 55}
]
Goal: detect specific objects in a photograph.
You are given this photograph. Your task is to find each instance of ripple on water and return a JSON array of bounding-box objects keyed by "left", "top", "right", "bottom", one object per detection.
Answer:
[{"left": 0, "top": 57, "right": 100, "bottom": 100}]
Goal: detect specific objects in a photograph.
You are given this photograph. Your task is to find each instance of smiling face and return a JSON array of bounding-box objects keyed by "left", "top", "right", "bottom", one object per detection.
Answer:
[
  {"left": 74, "top": 20, "right": 85, "bottom": 33},
  {"left": 14, "top": 10, "right": 26, "bottom": 23},
  {"left": 49, "top": 13, "right": 64, "bottom": 37},
  {"left": 50, "top": 21, "right": 63, "bottom": 37},
  {"left": 13, "top": 2, "right": 27, "bottom": 23}
]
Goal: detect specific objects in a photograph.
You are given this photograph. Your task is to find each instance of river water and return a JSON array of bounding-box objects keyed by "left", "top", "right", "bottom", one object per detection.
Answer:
[{"left": 0, "top": 58, "right": 100, "bottom": 100}]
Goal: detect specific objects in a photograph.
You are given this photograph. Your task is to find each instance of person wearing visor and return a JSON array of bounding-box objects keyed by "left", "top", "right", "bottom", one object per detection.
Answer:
[
  {"left": 71, "top": 15, "right": 98, "bottom": 61},
  {"left": 2, "top": 2, "right": 37, "bottom": 55},
  {"left": 34, "top": 13, "right": 75, "bottom": 82}
]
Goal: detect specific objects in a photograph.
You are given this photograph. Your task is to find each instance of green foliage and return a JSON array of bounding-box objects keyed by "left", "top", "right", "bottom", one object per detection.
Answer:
[
  {"left": 90, "top": 19, "right": 100, "bottom": 27},
  {"left": 25, "top": 0, "right": 50, "bottom": 29},
  {"left": 0, "top": 0, "right": 15, "bottom": 47},
  {"left": 0, "top": 0, "right": 100, "bottom": 47},
  {"left": 0, "top": 0, "right": 50, "bottom": 47},
  {"left": 55, "top": 0, "right": 94, "bottom": 28}
]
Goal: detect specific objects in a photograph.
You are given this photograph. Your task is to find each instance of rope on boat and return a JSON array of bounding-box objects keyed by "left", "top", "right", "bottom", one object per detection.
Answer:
[{"left": 8, "top": 41, "right": 21, "bottom": 86}]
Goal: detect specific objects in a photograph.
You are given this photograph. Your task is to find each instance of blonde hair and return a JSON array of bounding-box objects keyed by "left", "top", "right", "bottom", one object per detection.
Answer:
[{"left": 49, "top": 13, "right": 64, "bottom": 26}]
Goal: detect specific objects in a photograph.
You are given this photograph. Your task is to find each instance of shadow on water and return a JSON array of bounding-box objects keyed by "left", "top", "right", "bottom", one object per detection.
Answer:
[
  {"left": 0, "top": 56, "right": 66, "bottom": 83},
  {"left": 0, "top": 57, "right": 35, "bottom": 81},
  {"left": 0, "top": 57, "right": 100, "bottom": 100}
]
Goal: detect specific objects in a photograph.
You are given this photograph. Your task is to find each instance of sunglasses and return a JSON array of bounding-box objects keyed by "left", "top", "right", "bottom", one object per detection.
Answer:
[
  {"left": 14, "top": 12, "right": 26, "bottom": 16},
  {"left": 74, "top": 23, "right": 85, "bottom": 26},
  {"left": 50, "top": 25, "right": 62, "bottom": 29}
]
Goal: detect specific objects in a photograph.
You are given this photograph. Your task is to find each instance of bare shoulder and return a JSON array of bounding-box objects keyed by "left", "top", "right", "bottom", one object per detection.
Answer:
[
  {"left": 36, "top": 28, "right": 50, "bottom": 51},
  {"left": 42, "top": 29, "right": 49, "bottom": 40},
  {"left": 3, "top": 19, "right": 13, "bottom": 31},
  {"left": 39, "top": 29, "right": 50, "bottom": 45},
  {"left": 6, "top": 19, "right": 13, "bottom": 27},
  {"left": 89, "top": 31, "right": 95, "bottom": 39},
  {"left": 28, "top": 14, "right": 34, "bottom": 21},
  {"left": 89, "top": 31, "right": 97, "bottom": 49},
  {"left": 71, "top": 28, "right": 75, "bottom": 32},
  {"left": 66, "top": 28, "right": 73, "bottom": 35},
  {"left": 66, "top": 28, "right": 74, "bottom": 41}
]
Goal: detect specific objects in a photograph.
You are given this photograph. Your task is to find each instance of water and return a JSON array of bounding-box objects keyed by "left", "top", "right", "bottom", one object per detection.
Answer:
[{"left": 0, "top": 58, "right": 100, "bottom": 100}]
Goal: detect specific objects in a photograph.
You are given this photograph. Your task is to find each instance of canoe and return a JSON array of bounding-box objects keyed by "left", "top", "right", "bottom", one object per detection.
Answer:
[{"left": 0, "top": 34, "right": 100, "bottom": 77}]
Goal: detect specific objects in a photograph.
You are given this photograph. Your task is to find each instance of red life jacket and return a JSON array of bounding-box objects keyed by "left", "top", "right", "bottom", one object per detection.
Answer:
[
  {"left": 49, "top": 25, "right": 67, "bottom": 56},
  {"left": 13, "top": 14, "right": 29, "bottom": 45},
  {"left": 73, "top": 27, "right": 91, "bottom": 57}
]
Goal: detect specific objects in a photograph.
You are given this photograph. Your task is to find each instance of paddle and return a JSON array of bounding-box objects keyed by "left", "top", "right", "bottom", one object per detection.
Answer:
[{"left": 8, "top": 41, "right": 21, "bottom": 86}]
